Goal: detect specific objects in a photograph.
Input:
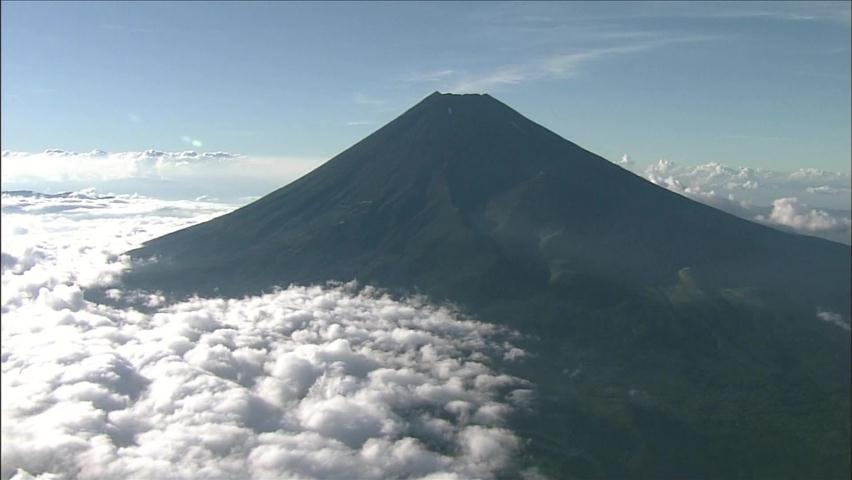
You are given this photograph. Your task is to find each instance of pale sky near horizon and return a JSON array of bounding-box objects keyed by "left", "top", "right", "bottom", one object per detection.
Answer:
[{"left": 1, "top": 1, "right": 850, "bottom": 174}]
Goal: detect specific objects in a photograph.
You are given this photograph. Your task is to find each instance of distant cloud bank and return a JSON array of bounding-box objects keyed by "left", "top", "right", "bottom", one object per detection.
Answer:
[
  {"left": 638, "top": 158, "right": 851, "bottom": 243},
  {"left": 643, "top": 159, "right": 851, "bottom": 205},
  {"left": 1, "top": 150, "right": 324, "bottom": 202},
  {"left": 1, "top": 191, "right": 535, "bottom": 480},
  {"left": 2, "top": 149, "right": 242, "bottom": 182},
  {"left": 3, "top": 149, "right": 849, "bottom": 243}
]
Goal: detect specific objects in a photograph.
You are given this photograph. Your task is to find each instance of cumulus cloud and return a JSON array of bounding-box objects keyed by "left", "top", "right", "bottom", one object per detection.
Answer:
[
  {"left": 1, "top": 191, "right": 534, "bottom": 480},
  {"left": 643, "top": 159, "right": 852, "bottom": 244},
  {"left": 756, "top": 197, "right": 852, "bottom": 237},
  {"left": 644, "top": 158, "right": 776, "bottom": 194},
  {"left": 644, "top": 160, "right": 754, "bottom": 218},
  {"left": 643, "top": 159, "right": 851, "bottom": 209}
]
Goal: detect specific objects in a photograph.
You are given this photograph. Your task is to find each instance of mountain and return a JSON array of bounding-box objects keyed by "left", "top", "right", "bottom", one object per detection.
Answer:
[{"left": 124, "top": 92, "right": 850, "bottom": 479}]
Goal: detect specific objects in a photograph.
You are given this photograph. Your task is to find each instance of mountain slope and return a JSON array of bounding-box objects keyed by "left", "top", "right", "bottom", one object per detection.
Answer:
[
  {"left": 127, "top": 93, "right": 847, "bottom": 310},
  {"left": 124, "top": 92, "right": 851, "bottom": 479}
]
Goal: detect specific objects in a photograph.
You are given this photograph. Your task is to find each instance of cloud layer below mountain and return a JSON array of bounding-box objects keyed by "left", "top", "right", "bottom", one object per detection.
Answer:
[{"left": 1, "top": 191, "right": 534, "bottom": 480}]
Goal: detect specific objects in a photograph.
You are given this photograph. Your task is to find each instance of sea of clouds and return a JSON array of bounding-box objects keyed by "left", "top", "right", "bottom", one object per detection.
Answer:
[{"left": 1, "top": 191, "right": 536, "bottom": 480}]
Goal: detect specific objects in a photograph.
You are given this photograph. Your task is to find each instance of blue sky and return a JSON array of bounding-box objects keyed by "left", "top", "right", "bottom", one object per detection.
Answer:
[{"left": 1, "top": 1, "right": 850, "bottom": 173}]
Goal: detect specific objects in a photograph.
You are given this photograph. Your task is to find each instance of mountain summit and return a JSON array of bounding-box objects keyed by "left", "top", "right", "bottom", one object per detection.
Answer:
[
  {"left": 125, "top": 92, "right": 850, "bottom": 478},
  {"left": 127, "top": 92, "right": 847, "bottom": 311}
]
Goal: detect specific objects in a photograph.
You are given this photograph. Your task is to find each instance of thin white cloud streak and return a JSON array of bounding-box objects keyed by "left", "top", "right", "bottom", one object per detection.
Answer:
[
  {"left": 816, "top": 309, "right": 851, "bottom": 332},
  {"left": 438, "top": 1, "right": 848, "bottom": 95},
  {"left": 402, "top": 69, "right": 456, "bottom": 83},
  {"left": 806, "top": 185, "right": 851, "bottom": 195},
  {"left": 1, "top": 192, "right": 535, "bottom": 480},
  {"left": 670, "top": 1, "right": 852, "bottom": 26},
  {"left": 450, "top": 66, "right": 530, "bottom": 93},
  {"left": 353, "top": 93, "right": 386, "bottom": 106},
  {"left": 441, "top": 35, "right": 716, "bottom": 93},
  {"left": 398, "top": 7, "right": 723, "bottom": 95},
  {"left": 472, "top": 2, "right": 851, "bottom": 27}
]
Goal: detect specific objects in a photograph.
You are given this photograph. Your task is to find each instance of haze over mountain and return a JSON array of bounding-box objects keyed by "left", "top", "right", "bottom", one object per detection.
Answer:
[{"left": 125, "top": 92, "right": 850, "bottom": 478}]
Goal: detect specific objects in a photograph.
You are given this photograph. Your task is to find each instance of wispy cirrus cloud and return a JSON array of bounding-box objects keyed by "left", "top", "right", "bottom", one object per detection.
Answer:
[
  {"left": 352, "top": 92, "right": 386, "bottom": 107},
  {"left": 669, "top": 1, "right": 852, "bottom": 26},
  {"left": 449, "top": 67, "right": 529, "bottom": 94},
  {"left": 421, "top": 1, "right": 847, "bottom": 95},
  {"left": 419, "top": 34, "right": 718, "bottom": 93},
  {"left": 471, "top": 1, "right": 851, "bottom": 27},
  {"left": 401, "top": 69, "right": 456, "bottom": 83}
]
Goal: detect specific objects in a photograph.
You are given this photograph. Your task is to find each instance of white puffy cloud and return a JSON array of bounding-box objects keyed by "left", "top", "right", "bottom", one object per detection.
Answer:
[
  {"left": 756, "top": 197, "right": 852, "bottom": 234},
  {"left": 643, "top": 159, "right": 851, "bottom": 244},
  {"left": 643, "top": 159, "right": 851, "bottom": 209},
  {"left": 1, "top": 191, "right": 534, "bottom": 480},
  {"left": 0, "top": 190, "right": 235, "bottom": 309},
  {"left": 645, "top": 159, "right": 770, "bottom": 192}
]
